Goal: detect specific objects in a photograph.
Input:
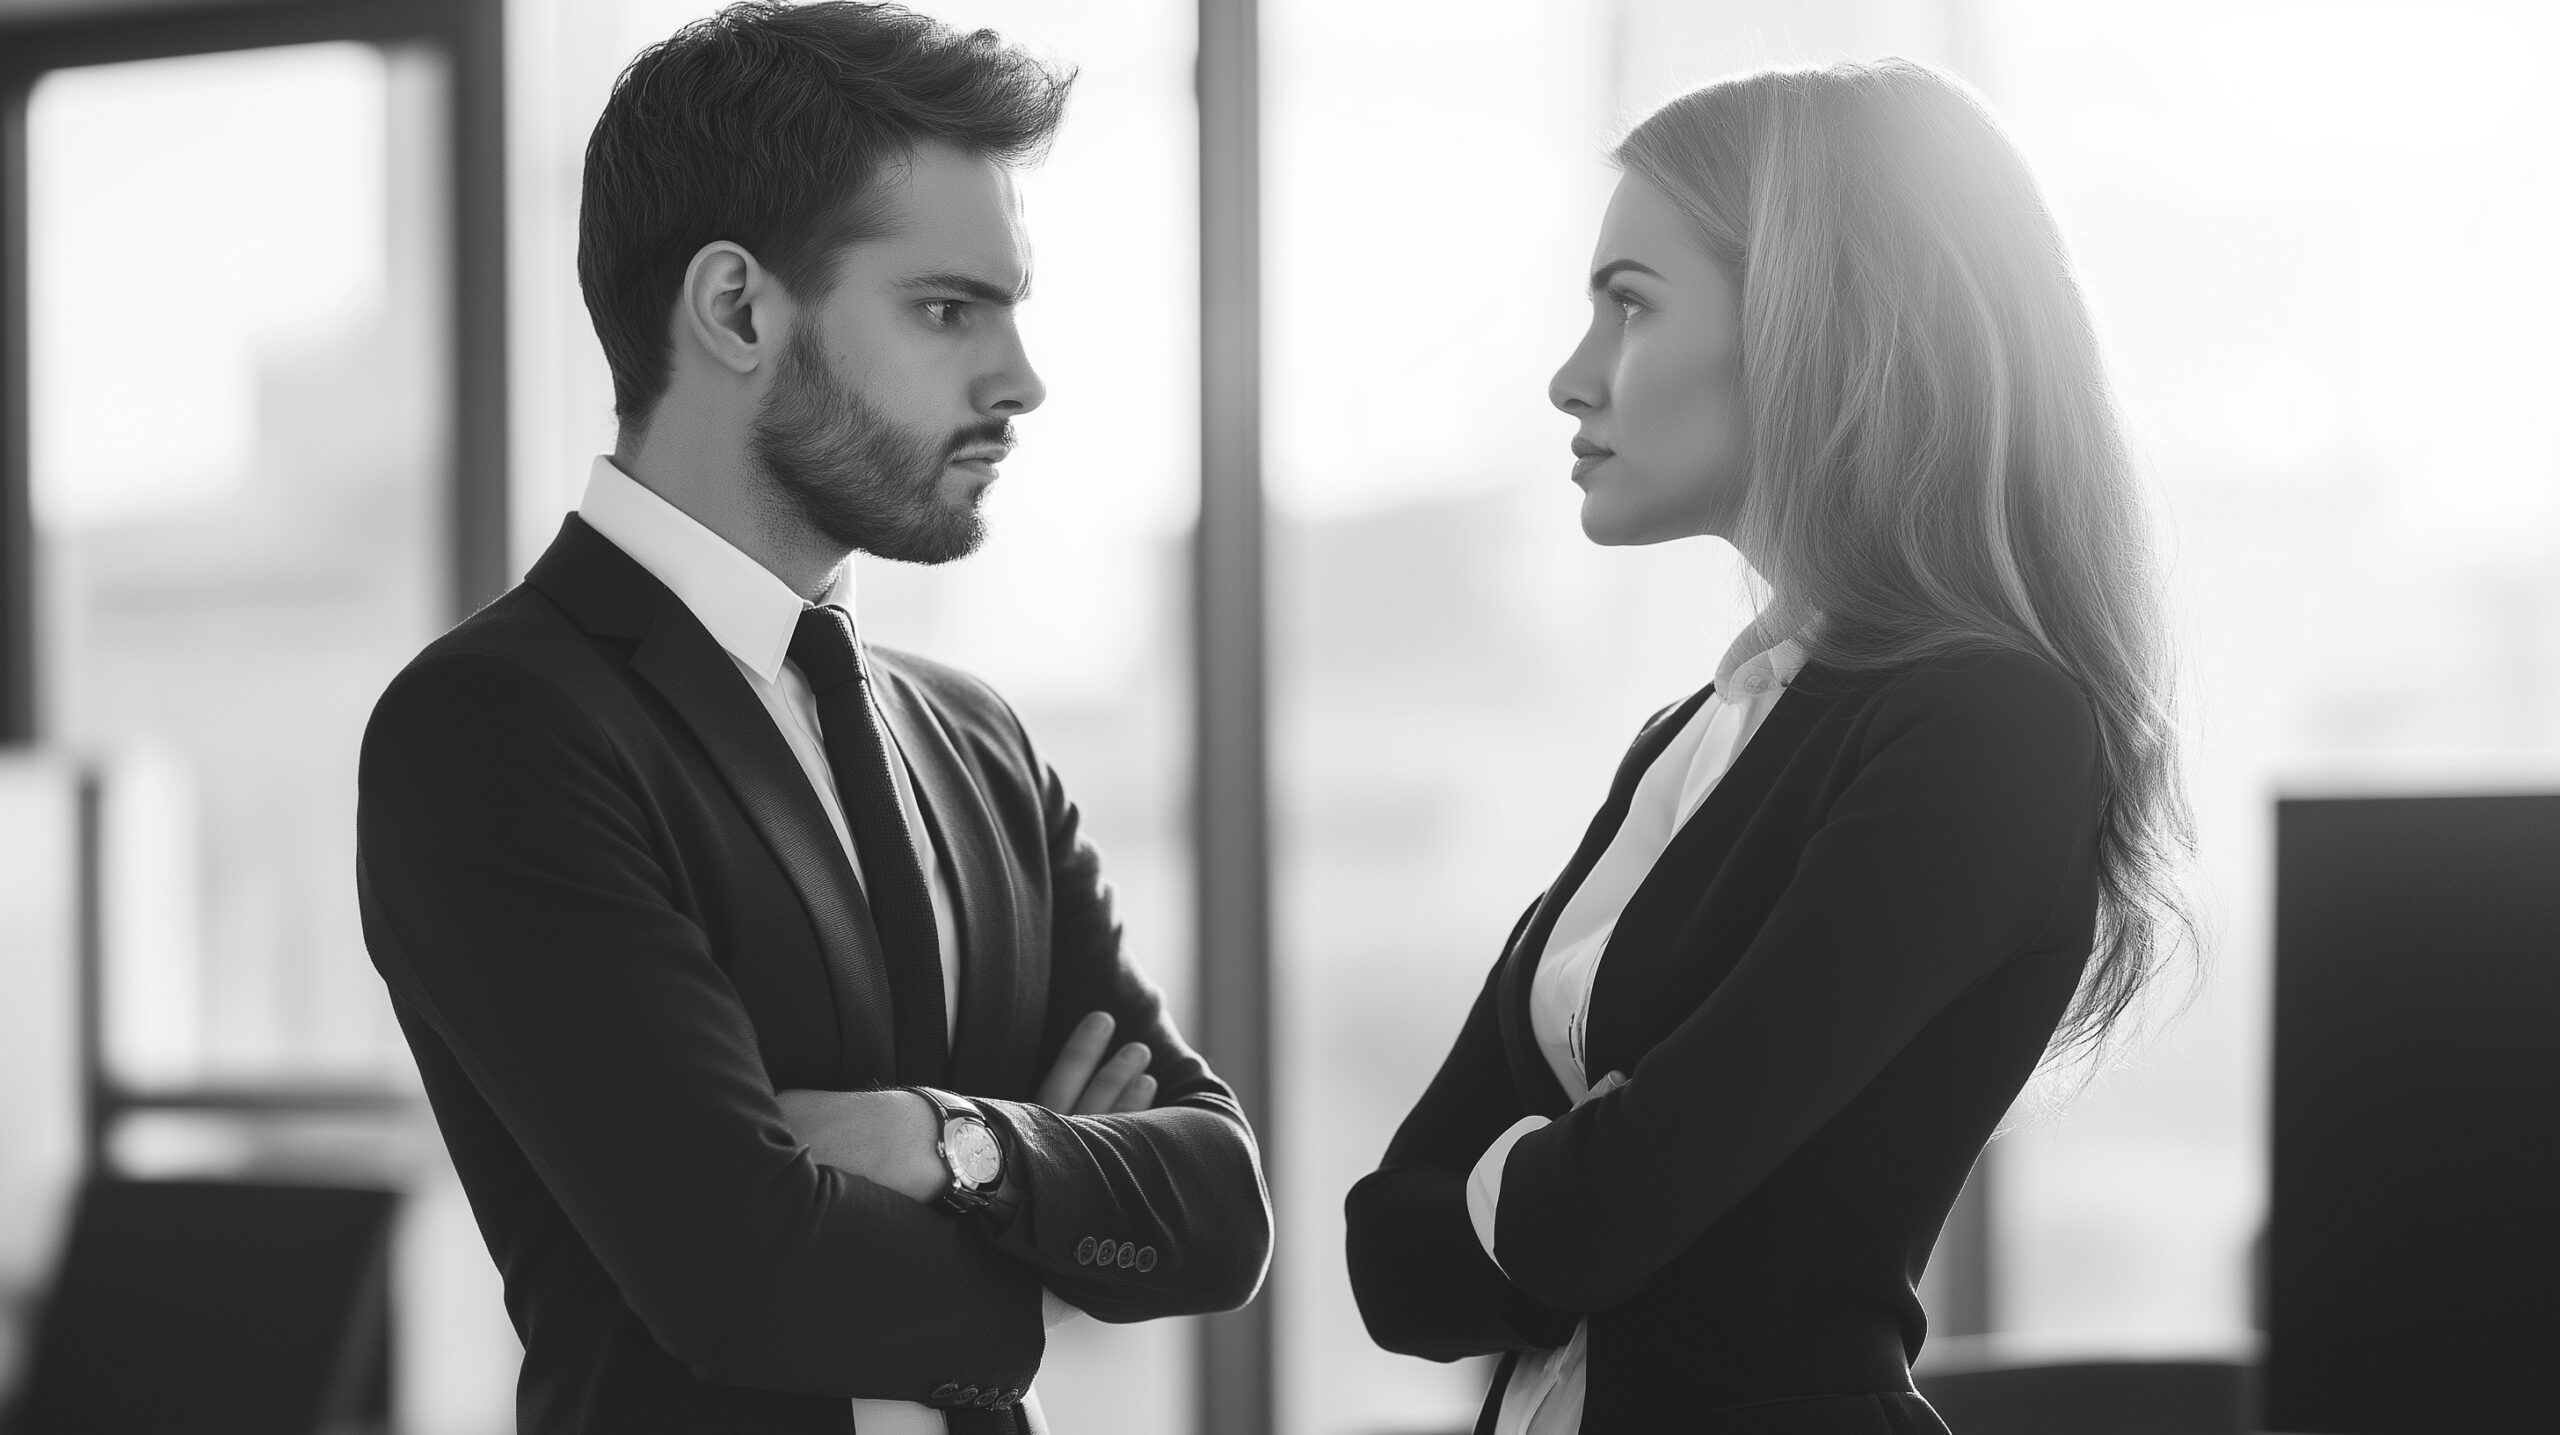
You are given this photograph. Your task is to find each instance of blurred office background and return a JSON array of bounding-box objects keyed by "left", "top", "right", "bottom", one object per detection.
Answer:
[{"left": 0, "top": 0, "right": 2554, "bottom": 1432}]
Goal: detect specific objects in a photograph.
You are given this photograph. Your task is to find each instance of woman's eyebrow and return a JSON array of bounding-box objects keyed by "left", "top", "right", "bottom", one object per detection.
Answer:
[{"left": 1587, "top": 258, "right": 1666, "bottom": 294}]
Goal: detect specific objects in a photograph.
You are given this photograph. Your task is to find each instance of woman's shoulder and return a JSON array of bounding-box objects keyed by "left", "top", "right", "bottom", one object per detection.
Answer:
[
  {"left": 1818, "top": 641, "right": 2100, "bottom": 761},
  {"left": 1884, "top": 641, "right": 2087, "bottom": 707}
]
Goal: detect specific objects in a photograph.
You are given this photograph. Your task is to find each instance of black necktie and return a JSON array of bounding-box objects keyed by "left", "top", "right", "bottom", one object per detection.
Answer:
[{"left": 787, "top": 605, "right": 947, "bottom": 1086}]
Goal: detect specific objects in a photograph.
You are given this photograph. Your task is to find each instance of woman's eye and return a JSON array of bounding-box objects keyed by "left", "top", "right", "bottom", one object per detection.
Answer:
[{"left": 1608, "top": 289, "right": 1645, "bottom": 323}]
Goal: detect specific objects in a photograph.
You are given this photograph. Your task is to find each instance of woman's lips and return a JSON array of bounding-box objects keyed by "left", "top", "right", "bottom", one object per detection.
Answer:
[{"left": 1572, "top": 451, "right": 1612, "bottom": 482}]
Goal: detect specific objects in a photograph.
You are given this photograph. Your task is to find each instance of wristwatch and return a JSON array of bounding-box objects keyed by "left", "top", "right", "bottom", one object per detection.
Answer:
[{"left": 913, "top": 1087, "right": 1007, "bottom": 1217}]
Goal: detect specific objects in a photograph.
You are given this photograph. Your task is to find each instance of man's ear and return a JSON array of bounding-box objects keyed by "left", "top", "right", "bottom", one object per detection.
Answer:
[{"left": 676, "top": 240, "right": 788, "bottom": 377}]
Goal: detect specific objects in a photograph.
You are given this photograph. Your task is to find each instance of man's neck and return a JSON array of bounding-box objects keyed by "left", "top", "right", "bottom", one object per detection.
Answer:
[{"left": 612, "top": 427, "right": 848, "bottom": 602}]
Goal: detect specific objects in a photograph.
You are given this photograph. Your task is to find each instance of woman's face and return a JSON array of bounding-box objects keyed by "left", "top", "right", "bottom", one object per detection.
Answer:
[{"left": 1549, "top": 173, "right": 1749, "bottom": 547}]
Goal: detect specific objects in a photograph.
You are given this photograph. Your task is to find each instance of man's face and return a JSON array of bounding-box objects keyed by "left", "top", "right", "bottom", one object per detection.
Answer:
[{"left": 749, "top": 141, "right": 1045, "bottom": 566}]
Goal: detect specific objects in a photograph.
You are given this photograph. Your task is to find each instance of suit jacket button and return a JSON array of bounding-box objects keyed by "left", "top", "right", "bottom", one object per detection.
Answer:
[
  {"left": 932, "top": 1383, "right": 960, "bottom": 1401},
  {"left": 976, "top": 1388, "right": 1006, "bottom": 1407},
  {"left": 1076, "top": 1236, "right": 1097, "bottom": 1265},
  {"left": 1117, "top": 1242, "right": 1136, "bottom": 1268},
  {"left": 1136, "top": 1245, "right": 1158, "bottom": 1272},
  {"left": 1095, "top": 1238, "right": 1118, "bottom": 1266},
  {"left": 955, "top": 1386, "right": 980, "bottom": 1405}
]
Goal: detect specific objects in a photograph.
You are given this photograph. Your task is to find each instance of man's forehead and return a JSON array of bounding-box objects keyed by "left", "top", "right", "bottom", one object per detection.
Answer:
[{"left": 863, "top": 146, "right": 1029, "bottom": 263}]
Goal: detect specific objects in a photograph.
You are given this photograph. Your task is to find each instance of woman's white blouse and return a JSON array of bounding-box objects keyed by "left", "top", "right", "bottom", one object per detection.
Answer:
[{"left": 1464, "top": 637, "right": 1808, "bottom": 1435}]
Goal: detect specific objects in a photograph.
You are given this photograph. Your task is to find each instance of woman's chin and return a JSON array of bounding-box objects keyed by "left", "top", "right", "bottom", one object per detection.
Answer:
[{"left": 1578, "top": 497, "right": 1678, "bottom": 548}]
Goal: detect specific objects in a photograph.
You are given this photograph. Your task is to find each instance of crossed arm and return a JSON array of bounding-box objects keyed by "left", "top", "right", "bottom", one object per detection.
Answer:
[
  {"left": 359, "top": 650, "right": 1267, "bottom": 1401},
  {"left": 1345, "top": 655, "right": 2103, "bottom": 1348},
  {"left": 773, "top": 1008, "right": 1162, "bottom": 1205}
]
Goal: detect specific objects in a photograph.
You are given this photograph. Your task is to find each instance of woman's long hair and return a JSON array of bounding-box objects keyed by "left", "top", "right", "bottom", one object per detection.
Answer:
[{"left": 1616, "top": 59, "right": 2197, "bottom": 1063}]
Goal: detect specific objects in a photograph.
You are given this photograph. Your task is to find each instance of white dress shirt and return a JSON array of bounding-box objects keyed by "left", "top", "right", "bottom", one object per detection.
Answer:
[
  {"left": 579, "top": 457, "right": 1054, "bottom": 1435},
  {"left": 580, "top": 457, "right": 963, "bottom": 1040},
  {"left": 1464, "top": 634, "right": 1809, "bottom": 1435}
]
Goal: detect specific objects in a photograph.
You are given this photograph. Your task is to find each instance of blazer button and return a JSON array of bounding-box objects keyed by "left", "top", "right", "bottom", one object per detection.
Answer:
[
  {"left": 1095, "top": 1238, "right": 1118, "bottom": 1266},
  {"left": 1117, "top": 1242, "right": 1136, "bottom": 1268},
  {"left": 1076, "top": 1236, "right": 1098, "bottom": 1265},
  {"left": 932, "top": 1383, "right": 960, "bottom": 1401},
  {"left": 976, "top": 1388, "right": 1006, "bottom": 1407},
  {"left": 1136, "top": 1246, "right": 1158, "bottom": 1272},
  {"left": 954, "top": 1386, "right": 980, "bottom": 1406}
]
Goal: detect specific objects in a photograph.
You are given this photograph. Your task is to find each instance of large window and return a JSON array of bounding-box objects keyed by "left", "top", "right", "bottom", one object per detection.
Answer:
[
  {"left": 1, "top": 1, "right": 509, "bottom": 1425},
  {"left": 29, "top": 41, "right": 448, "bottom": 1099},
  {"left": 1973, "top": 0, "right": 2560, "bottom": 1347}
]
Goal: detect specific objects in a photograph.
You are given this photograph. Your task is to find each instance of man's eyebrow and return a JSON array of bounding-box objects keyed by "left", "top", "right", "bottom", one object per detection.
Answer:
[
  {"left": 897, "top": 270, "right": 1032, "bottom": 305},
  {"left": 1587, "top": 259, "right": 1665, "bottom": 293}
]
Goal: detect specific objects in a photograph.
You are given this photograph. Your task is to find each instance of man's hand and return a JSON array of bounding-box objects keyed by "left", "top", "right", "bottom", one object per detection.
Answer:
[
  {"left": 775, "top": 1009, "right": 1155, "bottom": 1203},
  {"left": 1035, "top": 1011, "right": 1157, "bottom": 1115},
  {"left": 773, "top": 1088, "right": 946, "bottom": 1203}
]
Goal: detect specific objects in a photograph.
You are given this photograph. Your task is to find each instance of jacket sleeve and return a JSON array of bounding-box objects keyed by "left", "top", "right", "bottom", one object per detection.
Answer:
[
  {"left": 1488, "top": 654, "right": 2105, "bottom": 1312},
  {"left": 1339, "top": 911, "right": 1583, "bottom": 1361},
  {"left": 967, "top": 729, "right": 1273, "bottom": 1323},
  {"left": 357, "top": 649, "right": 1044, "bottom": 1400}
]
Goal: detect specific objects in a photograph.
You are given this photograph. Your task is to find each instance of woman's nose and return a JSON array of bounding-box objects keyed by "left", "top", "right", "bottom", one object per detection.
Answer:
[{"left": 1550, "top": 326, "right": 1606, "bottom": 414}]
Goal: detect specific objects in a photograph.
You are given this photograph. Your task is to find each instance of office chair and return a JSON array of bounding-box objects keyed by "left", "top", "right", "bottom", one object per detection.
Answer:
[{"left": 3, "top": 1177, "right": 399, "bottom": 1435}]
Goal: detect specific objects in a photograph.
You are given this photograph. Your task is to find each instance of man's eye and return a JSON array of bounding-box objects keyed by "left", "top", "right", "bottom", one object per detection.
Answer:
[{"left": 922, "top": 299, "right": 968, "bottom": 328}]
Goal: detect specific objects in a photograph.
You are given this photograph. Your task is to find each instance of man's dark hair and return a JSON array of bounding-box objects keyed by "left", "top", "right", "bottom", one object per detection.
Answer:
[{"left": 578, "top": 1, "right": 1072, "bottom": 428}]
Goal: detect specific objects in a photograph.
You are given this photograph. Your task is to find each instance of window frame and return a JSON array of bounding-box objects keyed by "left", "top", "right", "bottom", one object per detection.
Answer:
[
  {"left": 0, "top": 0, "right": 509, "bottom": 747},
  {"left": 0, "top": 0, "right": 507, "bottom": 1160}
]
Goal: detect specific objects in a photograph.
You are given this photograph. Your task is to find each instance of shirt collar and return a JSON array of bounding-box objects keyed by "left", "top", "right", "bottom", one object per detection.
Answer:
[
  {"left": 576, "top": 456, "right": 855, "bottom": 684},
  {"left": 1715, "top": 625, "right": 1811, "bottom": 700}
]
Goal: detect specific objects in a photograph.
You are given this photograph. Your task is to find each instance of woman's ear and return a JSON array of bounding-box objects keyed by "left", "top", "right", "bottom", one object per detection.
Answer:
[{"left": 675, "top": 240, "right": 786, "bottom": 377}]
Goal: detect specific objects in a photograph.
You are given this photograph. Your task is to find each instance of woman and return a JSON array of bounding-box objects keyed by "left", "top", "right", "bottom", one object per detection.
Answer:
[{"left": 1343, "top": 59, "right": 2193, "bottom": 1435}]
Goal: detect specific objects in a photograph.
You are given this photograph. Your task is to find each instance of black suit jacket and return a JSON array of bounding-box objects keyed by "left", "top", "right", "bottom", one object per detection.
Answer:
[
  {"left": 357, "top": 517, "right": 1270, "bottom": 1433},
  {"left": 1344, "top": 647, "right": 2105, "bottom": 1433}
]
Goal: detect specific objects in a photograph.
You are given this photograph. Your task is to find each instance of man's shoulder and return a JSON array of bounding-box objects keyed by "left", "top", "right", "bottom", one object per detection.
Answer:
[
  {"left": 369, "top": 581, "right": 624, "bottom": 740},
  {"left": 866, "top": 646, "right": 1057, "bottom": 794},
  {"left": 868, "top": 644, "right": 1019, "bottom": 730}
]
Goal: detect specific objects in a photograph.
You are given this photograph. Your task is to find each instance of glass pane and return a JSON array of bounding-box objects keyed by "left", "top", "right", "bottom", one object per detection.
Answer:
[
  {"left": 1267, "top": 4, "right": 1738, "bottom": 1430},
  {"left": 0, "top": 758, "right": 82, "bottom": 1306},
  {"left": 29, "top": 41, "right": 451, "bottom": 1088},
  {"left": 1970, "top": 0, "right": 2560, "bottom": 1351}
]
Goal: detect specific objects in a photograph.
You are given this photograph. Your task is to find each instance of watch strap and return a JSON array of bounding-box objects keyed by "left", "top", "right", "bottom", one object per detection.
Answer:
[{"left": 912, "top": 1087, "right": 1005, "bottom": 1218}]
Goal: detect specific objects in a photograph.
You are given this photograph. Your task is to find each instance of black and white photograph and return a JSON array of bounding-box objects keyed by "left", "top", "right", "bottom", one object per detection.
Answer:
[{"left": 0, "top": 1, "right": 2552, "bottom": 1433}]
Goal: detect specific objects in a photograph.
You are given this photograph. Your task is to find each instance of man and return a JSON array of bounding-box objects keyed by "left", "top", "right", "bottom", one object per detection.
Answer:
[{"left": 356, "top": 5, "right": 1270, "bottom": 1431}]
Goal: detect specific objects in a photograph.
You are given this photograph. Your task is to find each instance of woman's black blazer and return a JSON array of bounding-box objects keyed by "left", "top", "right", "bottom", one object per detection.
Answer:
[{"left": 1345, "top": 647, "right": 2107, "bottom": 1433}]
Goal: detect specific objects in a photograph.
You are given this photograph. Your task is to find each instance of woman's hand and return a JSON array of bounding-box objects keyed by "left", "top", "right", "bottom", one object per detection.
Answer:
[
  {"left": 1577, "top": 1070, "right": 1628, "bottom": 1107},
  {"left": 1035, "top": 1010, "right": 1158, "bottom": 1114}
]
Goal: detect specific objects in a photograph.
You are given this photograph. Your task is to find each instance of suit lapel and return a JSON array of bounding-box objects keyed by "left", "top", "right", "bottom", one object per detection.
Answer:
[
  {"left": 1579, "top": 671, "right": 1849, "bottom": 1082},
  {"left": 869, "top": 660, "right": 1045, "bottom": 1098},
  {"left": 527, "top": 517, "right": 898, "bottom": 1088},
  {"left": 1495, "top": 685, "right": 1717, "bottom": 1118}
]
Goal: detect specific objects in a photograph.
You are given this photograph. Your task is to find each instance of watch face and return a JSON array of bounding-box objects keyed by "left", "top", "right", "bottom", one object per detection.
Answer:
[{"left": 946, "top": 1119, "right": 1002, "bottom": 1187}]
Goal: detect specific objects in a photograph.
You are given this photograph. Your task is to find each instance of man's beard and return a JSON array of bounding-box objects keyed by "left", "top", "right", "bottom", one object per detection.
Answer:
[{"left": 747, "top": 328, "right": 1006, "bottom": 566}]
